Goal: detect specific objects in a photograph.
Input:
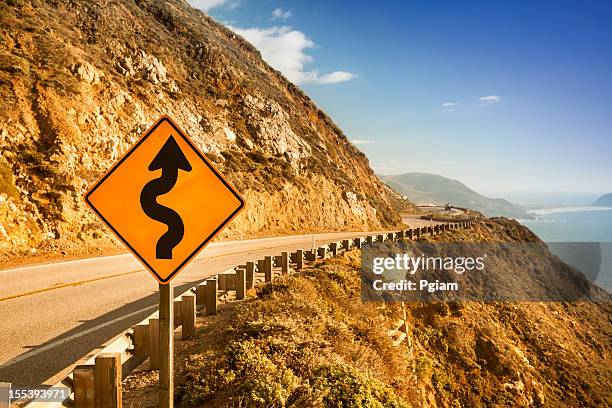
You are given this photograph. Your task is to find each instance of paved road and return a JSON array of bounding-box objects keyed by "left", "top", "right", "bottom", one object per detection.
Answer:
[{"left": 0, "top": 216, "right": 444, "bottom": 387}]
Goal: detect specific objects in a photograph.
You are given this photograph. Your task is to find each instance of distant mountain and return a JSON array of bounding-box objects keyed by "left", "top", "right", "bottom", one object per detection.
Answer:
[
  {"left": 592, "top": 193, "right": 612, "bottom": 206},
  {"left": 380, "top": 172, "right": 529, "bottom": 218}
]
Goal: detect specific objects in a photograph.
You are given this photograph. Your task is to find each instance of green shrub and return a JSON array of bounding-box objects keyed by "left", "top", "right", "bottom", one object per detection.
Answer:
[{"left": 313, "top": 364, "right": 409, "bottom": 408}]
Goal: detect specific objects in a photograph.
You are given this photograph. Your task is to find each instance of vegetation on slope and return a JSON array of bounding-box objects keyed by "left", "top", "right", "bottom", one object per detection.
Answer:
[{"left": 124, "top": 219, "right": 611, "bottom": 407}]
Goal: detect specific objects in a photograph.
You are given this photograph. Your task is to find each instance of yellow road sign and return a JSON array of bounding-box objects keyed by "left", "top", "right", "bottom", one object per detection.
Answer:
[{"left": 85, "top": 116, "right": 244, "bottom": 283}]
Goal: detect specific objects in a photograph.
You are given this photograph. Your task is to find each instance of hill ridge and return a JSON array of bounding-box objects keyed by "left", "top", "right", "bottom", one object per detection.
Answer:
[{"left": 380, "top": 172, "right": 528, "bottom": 218}]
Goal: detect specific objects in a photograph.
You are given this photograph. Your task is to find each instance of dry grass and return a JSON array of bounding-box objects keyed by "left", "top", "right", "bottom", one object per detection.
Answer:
[
  {"left": 123, "top": 219, "right": 612, "bottom": 408},
  {"left": 173, "top": 251, "right": 415, "bottom": 407}
]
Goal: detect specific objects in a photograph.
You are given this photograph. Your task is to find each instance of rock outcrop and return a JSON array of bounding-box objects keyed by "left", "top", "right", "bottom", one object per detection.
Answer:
[{"left": 0, "top": 0, "right": 416, "bottom": 258}]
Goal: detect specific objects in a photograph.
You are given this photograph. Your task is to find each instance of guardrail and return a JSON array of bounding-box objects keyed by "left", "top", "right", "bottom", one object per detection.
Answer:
[{"left": 14, "top": 220, "right": 475, "bottom": 408}]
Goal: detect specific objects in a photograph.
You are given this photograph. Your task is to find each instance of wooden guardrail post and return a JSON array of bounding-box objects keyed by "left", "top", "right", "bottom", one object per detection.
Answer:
[
  {"left": 181, "top": 295, "right": 196, "bottom": 340},
  {"left": 355, "top": 237, "right": 362, "bottom": 248},
  {"left": 218, "top": 273, "right": 227, "bottom": 291},
  {"left": 133, "top": 324, "right": 149, "bottom": 360},
  {"left": 257, "top": 259, "right": 265, "bottom": 280},
  {"left": 94, "top": 353, "right": 122, "bottom": 408},
  {"left": 148, "top": 318, "right": 160, "bottom": 370},
  {"left": 387, "top": 232, "right": 394, "bottom": 241},
  {"left": 246, "top": 261, "right": 255, "bottom": 289},
  {"left": 173, "top": 299, "right": 182, "bottom": 329},
  {"left": 342, "top": 239, "right": 350, "bottom": 251},
  {"left": 281, "top": 252, "right": 289, "bottom": 274},
  {"left": 195, "top": 283, "right": 206, "bottom": 306},
  {"left": 377, "top": 234, "right": 385, "bottom": 243},
  {"left": 227, "top": 272, "right": 236, "bottom": 291},
  {"left": 272, "top": 255, "right": 283, "bottom": 267},
  {"left": 0, "top": 383, "right": 9, "bottom": 408},
  {"left": 329, "top": 242, "right": 338, "bottom": 257},
  {"left": 236, "top": 266, "right": 246, "bottom": 299},
  {"left": 205, "top": 278, "right": 218, "bottom": 316},
  {"left": 317, "top": 246, "right": 327, "bottom": 259},
  {"left": 74, "top": 365, "right": 95, "bottom": 408},
  {"left": 296, "top": 250, "right": 303, "bottom": 270},
  {"left": 307, "top": 249, "right": 316, "bottom": 261},
  {"left": 264, "top": 256, "right": 273, "bottom": 282},
  {"left": 408, "top": 229, "right": 414, "bottom": 240}
]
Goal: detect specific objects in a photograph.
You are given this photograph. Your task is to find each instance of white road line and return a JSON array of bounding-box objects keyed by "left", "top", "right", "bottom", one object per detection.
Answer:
[{"left": 0, "top": 305, "right": 156, "bottom": 368}]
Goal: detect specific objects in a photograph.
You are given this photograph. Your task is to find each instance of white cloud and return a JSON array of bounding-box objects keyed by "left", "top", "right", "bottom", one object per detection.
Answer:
[
  {"left": 317, "top": 71, "right": 356, "bottom": 84},
  {"left": 189, "top": 0, "right": 231, "bottom": 11},
  {"left": 351, "top": 139, "right": 375, "bottom": 145},
  {"left": 441, "top": 102, "right": 460, "bottom": 107},
  {"left": 228, "top": 25, "right": 356, "bottom": 85},
  {"left": 271, "top": 8, "right": 292, "bottom": 20},
  {"left": 479, "top": 95, "right": 501, "bottom": 103}
]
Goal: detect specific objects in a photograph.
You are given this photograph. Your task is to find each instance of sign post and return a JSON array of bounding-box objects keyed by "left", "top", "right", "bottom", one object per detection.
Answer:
[
  {"left": 85, "top": 116, "right": 245, "bottom": 407},
  {"left": 159, "top": 283, "right": 173, "bottom": 408}
]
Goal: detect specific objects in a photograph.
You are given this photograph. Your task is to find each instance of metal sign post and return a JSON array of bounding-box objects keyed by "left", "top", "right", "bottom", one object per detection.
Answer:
[{"left": 158, "top": 283, "right": 174, "bottom": 408}]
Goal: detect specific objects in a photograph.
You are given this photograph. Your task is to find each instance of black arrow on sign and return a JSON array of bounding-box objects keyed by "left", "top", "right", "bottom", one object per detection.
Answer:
[{"left": 140, "top": 136, "right": 192, "bottom": 259}]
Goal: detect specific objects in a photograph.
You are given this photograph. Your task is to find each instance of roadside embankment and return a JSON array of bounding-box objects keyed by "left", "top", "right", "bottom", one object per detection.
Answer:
[{"left": 123, "top": 218, "right": 612, "bottom": 407}]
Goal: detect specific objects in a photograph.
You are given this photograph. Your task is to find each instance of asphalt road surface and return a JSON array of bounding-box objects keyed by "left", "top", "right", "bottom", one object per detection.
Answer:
[{"left": 0, "top": 216, "right": 443, "bottom": 387}]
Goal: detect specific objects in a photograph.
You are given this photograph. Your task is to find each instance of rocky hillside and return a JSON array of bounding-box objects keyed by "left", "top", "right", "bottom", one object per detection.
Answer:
[
  {"left": 381, "top": 172, "right": 528, "bottom": 219},
  {"left": 0, "top": 0, "right": 415, "bottom": 259}
]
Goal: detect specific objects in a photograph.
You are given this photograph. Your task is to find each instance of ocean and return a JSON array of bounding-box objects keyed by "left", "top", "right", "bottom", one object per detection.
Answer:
[{"left": 520, "top": 207, "right": 612, "bottom": 292}]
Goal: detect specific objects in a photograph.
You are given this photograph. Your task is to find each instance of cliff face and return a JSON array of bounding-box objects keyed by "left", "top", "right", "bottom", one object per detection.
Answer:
[{"left": 0, "top": 0, "right": 415, "bottom": 259}]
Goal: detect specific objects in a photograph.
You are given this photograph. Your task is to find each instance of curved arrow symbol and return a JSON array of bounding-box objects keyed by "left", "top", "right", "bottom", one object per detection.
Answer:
[{"left": 140, "top": 136, "right": 192, "bottom": 259}]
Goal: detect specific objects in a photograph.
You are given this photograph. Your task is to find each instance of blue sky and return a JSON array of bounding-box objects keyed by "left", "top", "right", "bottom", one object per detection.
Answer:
[{"left": 189, "top": 0, "right": 612, "bottom": 197}]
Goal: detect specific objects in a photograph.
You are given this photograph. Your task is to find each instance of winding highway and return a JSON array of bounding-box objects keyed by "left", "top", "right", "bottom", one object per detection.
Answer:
[{"left": 0, "top": 215, "right": 444, "bottom": 388}]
